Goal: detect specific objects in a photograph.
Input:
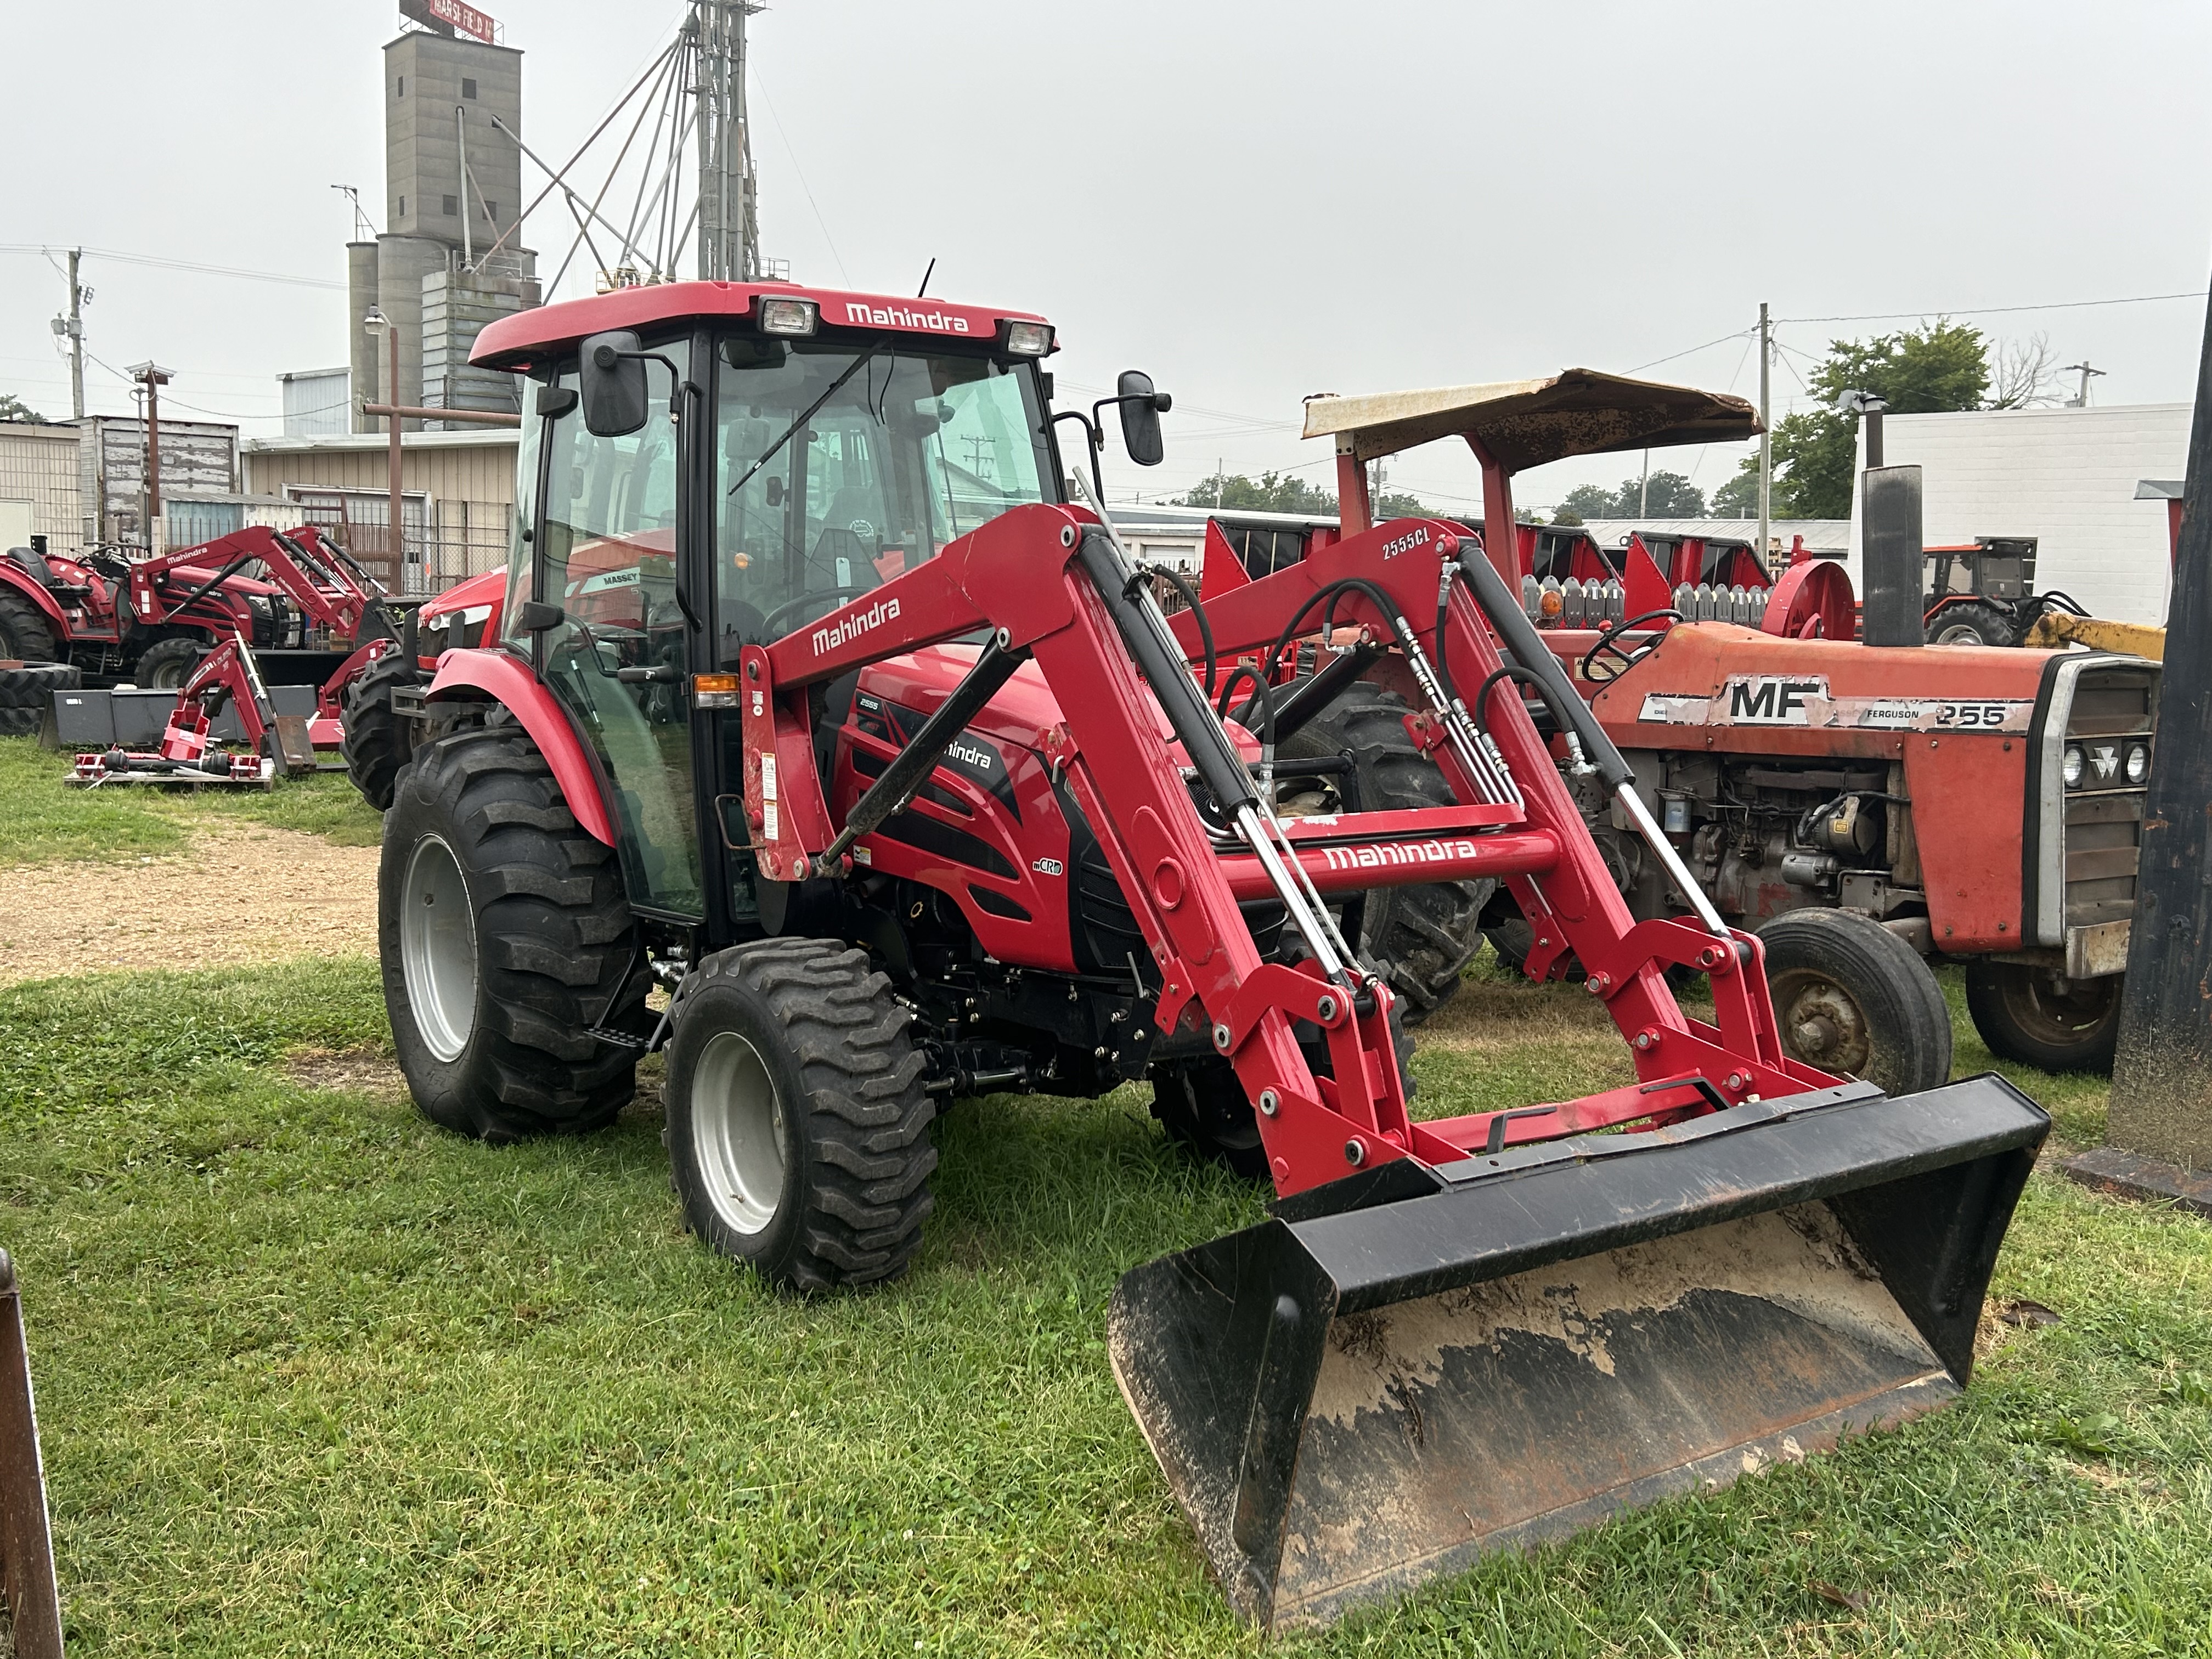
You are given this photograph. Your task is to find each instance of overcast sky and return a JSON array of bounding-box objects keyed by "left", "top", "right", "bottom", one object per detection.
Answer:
[{"left": 5, "top": 1, "right": 2209, "bottom": 514}]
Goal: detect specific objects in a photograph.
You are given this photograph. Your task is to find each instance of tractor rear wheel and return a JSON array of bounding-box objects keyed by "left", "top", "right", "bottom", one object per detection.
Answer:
[
  {"left": 342, "top": 647, "right": 421, "bottom": 810},
  {"left": 134, "top": 637, "right": 204, "bottom": 690},
  {"left": 1927, "top": 601, "right": 2016, "bottom": 648},
  {"left": 380, "top": 726, "right": 649, "bottom": 1141},
  {"left": 1759, "top": 908, "right": 1951, "bottom": 1096},
  {"left": 1965, "top": 961, "right": 2121, "bottom": 1074},
  {"left": 0, "top": 590, "right": 57, "bottom": 664},
  {"left": 664, "top": 939, "right": 935, "bottom": 1291},
  {"left": 1278, "top": 681, "right": 1488, "bottom": 1023}
]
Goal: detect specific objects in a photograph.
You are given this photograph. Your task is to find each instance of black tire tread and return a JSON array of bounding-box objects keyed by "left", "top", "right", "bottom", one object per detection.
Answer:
[
  {"left": 679, "top": 938, "right": 935, "bottom": 1290},
  {"left": 1964, "top": 958, "right": 2122, "bottom": 1075},
  {"left": 0, "top": 590, "right": 58, "bottom": 664},
  {"left": 1758, "top": 907, "right": 1952, "bottom": 1096},
  {"left": 342, "top": 646, "right": 422, "bottom": 811},
  {"left": 1282, "top": 681, "right": 1486, "bottom": 1022},
  {"left": 133, "top": 636, "right": 205, "bottom": 691},
  {"left": 382, "top": 728, "right": 646, "bottom": 1140}
]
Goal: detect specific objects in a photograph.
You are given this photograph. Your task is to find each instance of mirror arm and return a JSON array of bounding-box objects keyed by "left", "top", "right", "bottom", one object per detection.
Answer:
[{"left": 1051, "top": 409, "right": 1105, "bottom": 505}]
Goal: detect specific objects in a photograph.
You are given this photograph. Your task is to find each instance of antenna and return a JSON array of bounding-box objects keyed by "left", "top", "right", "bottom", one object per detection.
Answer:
[
  {"left": 332, "top": 184, "right": 374, "bottom": 241},
  {"left": 693, "top": 0, "right": 766, "bottom": 281},
  {"left": 917, "top": 257, "right": 936, "bottom": 300}
]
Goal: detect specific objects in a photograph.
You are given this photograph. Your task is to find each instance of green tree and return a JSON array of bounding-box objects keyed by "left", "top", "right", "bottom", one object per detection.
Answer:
[
  {"left": 1556, "top": 472, "right": 1707, "bottom": 520},
  {"left": 1709, "top": 464, "right": 1760, "bottom": 519},
  {"left": 0, "top": 393, "right": 46, "bottom": 424},
  {"left": 1375, "top": 489, "right": 1449, "bottom": 521},
  {"left": 1723, "top": 319, "right": 1992, "bottom": 520},
  {"left": 1172, "top": 469, "right": 1336, "bottom": 516}
]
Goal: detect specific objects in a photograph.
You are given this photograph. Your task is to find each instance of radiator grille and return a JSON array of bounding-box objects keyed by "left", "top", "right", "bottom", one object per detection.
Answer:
[{"left": 2061, "top": 669, "right": 2155, "bottom": 932}]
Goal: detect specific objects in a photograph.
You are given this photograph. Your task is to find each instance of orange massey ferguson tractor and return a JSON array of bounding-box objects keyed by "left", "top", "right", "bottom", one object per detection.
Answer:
[
  {"left": 1246, "top": 376, "right": 2157, "bottom": 1087},
  {"left": 368, "top": 284, "right": 2046, "bottom": 1628}
]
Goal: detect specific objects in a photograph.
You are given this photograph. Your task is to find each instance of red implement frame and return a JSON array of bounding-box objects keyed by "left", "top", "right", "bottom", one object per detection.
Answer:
[
  {"left": 732, "top": 500, "right": 1827, "bottom": 1199},
  {"left": 126, "top": 523, "right": 387, "bottom": 642}
]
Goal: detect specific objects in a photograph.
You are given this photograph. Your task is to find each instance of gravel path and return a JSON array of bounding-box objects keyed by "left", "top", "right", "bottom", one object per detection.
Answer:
[{"left": 0, "top": 825, "right": 379, "bottom": 984}]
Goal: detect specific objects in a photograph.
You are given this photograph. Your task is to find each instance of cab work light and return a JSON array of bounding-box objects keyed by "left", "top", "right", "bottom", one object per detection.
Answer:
[
  {"left": 758, "top": 297, "right": 820, "bottom": 337},
  {"left": 1001, "top": 319, "right": 1054, "bottom": 357}
]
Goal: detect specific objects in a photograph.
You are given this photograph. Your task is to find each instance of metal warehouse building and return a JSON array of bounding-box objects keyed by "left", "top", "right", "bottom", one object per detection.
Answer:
[{"left": 1845, "top": 403, "right": 2188, "bottom": 625}]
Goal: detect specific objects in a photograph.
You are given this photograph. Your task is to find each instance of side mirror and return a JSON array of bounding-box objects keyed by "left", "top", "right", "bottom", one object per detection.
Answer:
[
  {"left": 1118, "top": 369, "right": 1170, "bottom": 467},
  {"left": 579, "top": 330, "right": 650, "bottom": 437}
]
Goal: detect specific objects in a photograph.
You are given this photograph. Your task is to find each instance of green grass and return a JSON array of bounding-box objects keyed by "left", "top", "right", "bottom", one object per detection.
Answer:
[
  {"left": 0, "top": 737, "right": 381, "bottom": 867},
  {"left": 6, "top": 955, "right": 2210, "bottom": 1655}
]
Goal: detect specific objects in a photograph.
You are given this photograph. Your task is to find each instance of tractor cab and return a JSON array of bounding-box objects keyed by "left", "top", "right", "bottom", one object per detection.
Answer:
[{"left": 469, "top": 285, "right": 1063, "bottom": 927}]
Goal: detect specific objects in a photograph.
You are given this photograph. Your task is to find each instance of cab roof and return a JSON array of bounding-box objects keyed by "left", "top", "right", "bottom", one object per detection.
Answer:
[
  {"left": 1300, "top": 369, "right": 1760, "bottom": 473},
  {"left": 471, "top": 280, "right": 1055, "bottom": 372}
]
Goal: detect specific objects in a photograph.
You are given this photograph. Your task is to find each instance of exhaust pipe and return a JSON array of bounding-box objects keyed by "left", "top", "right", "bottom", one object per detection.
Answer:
[
  {"left": 1861, "top": 464, "right": 1925, "bottom": 648},
  {"left": 1109, "top": 1074, "right": 2046, "bottom": 1629}
]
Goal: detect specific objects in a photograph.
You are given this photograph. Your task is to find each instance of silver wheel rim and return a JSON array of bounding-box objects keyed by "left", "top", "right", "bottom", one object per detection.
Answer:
[
  {"left": 400, "top": 834, "right": 477, "bottom": 1063},
  {"left": 1934, "top": 623, "right": 1984, "bottom": 646},
  {"left": 691, "top": 1030, "right": 786, "bottom": 1235}
]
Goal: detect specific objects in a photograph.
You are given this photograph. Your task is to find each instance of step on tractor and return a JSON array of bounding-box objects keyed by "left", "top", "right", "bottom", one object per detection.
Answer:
[
  {"left": 1248, "top": 377, "right": 2158, "bottom": 1086},
  {"left": 371, "top": 289, "right": 2046, "bottom": 1628}
]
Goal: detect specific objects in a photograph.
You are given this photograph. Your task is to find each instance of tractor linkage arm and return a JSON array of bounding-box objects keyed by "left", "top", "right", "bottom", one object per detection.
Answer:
[{"left": 735, "top": 501, "right": 1829, "bottom": 1200}]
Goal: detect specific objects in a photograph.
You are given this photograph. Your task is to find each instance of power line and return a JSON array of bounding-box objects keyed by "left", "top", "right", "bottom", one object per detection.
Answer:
[
  {"left": 0, "top": 244, "right": 341, "bottom": 291},
  {"left": 1627, "top": 329, "right": 1755, "bottom": 375},
  {"left": 1777, "top": 290, "right": 2205, "bottom": 324}
]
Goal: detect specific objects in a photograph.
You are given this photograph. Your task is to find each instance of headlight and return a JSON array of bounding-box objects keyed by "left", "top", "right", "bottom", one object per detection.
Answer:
[
  {"left": 756, "top": 296, "right": 819, "bottom": 337},
  {"left": 1000, "top": 319, "right": 1054, "bottom": 357},
  {"left": 2126, "top": 741, "right": 2151, "bottom": 785},
  {"left": 2061, "top": 744, "right": 2085, "bottom": 789}
]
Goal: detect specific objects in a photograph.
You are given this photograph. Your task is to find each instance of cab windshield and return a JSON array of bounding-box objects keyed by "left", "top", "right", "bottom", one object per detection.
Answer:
[{"left": 714, "top": 337, "right": 1052, "bottom": 663}]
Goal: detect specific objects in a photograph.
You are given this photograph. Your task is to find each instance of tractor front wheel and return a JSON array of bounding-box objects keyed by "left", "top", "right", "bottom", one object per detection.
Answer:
[
  {"left": 1759, "top": 908, "right": 1952, "bottom": 1096},
  {"left": 664, "top": 939, "right": 935, "bottom": 1291},
  {"left": 380, "top": 726, "right": 648, "bottom": 1141},
  {"left": 1965, "top": 961, "right": 2121, "bottom": 1075},
  {"left": 342, "top": 646, "right": 421, "bottom": 810}
]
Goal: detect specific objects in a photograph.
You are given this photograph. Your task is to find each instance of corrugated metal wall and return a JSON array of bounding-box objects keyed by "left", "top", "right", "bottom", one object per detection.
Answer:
[
  {"left": 242, "top": 434, "right": 518, "bottom": 507},
  {"left": 0, "top": 426, "right": 84, "bottom": 549}
]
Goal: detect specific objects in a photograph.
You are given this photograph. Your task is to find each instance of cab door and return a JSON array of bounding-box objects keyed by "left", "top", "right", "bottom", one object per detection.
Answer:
[{"left": 527, "top": 345, "right": 705, "bottom": 918}]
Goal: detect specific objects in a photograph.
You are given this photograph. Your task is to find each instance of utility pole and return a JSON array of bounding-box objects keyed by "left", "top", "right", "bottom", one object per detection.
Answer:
[
  {"left": 693, "top": 0, "right": 765, "bottom": 281},
  {"left": 2062, "top": 360, "right": 2106, "bottom": 407},
  {"left": 1757, "top": 301, "right": 1771, "bottom": 569},
  {"left": 1638, "top": 448, "right": 1650, "bottom": 516},
  {"left": 365, "top": 309, "right": 406, "bottom": 582},
  {"left": 49, "top": 250, "right": 87, "bottom": 420},
  {"left": 128, "top": 363, "right": 173, "bottom": 552}
]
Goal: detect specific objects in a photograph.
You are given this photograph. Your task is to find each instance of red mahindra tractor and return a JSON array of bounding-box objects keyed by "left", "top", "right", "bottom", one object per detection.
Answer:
[
  {"left": 1263, "top": 377, "right": 2155, "bottom": 1084},
  {"left": 368, "top": 287, "right": 2044, "bottom": 1628}
]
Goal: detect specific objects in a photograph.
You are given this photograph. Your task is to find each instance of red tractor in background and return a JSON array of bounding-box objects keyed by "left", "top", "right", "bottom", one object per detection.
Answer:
[
  {"left": 356, "top": 282, "right": 2043, "bottom": 1628},
  {"left": 1248, "top": 375, "right": 2155, "bottom": 1084}
]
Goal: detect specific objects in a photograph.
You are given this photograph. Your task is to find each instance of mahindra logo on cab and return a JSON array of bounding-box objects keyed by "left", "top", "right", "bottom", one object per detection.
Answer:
[
  {"left": 843, "top": 302, "right": 972, "bottom": 334},
  {"left": 811, "top": 595, "right": 902, "bottom": 656},
  {"left": 946, "top": 740, "right": 994, "bottom": 772}
]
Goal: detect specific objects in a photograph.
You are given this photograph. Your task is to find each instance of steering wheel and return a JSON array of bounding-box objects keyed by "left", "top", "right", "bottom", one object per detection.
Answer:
[
  {"left": 1579, "top": 608, "right": 1683, "bottom": 682},
  {"left": 759, "top": 585, "right": 878, "bottom": 642}
]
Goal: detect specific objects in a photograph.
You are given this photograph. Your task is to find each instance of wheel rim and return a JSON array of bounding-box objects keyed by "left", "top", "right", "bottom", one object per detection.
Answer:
[
  {"left": 1933, "top": 622, "right": 1985, "bottom": 647},
  {"left": 399, "top": 834, "right": 477, "bottom": 1063},
  {"left": 148, "top": 656, "right": 189, "bottom": 689},
  {"left": 691, "top": 1031, "right": 787, "bottom": 1235},
  {"left": 1770, "top": 969, "right": 1873, "bottom": 1075},
  {"left": 2001, "top": 969, "right": 2119, "bottom": 1045}
]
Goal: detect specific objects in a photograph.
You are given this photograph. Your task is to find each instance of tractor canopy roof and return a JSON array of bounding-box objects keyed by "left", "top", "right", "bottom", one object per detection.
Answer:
[
  {"left": 471, "top": 280, "right": 1056, "bottom": 373},
  {"left": 1300, "top": 369, "right": 1759, "bottom": 472}
]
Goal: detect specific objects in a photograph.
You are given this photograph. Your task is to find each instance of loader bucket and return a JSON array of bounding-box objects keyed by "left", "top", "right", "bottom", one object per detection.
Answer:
[
  {"left": 0, "top": 1251, "right": 62, "bottom": 1658},
  {"left": 1109, "top": 1075, "right": 2047, "bottom": 1629}
]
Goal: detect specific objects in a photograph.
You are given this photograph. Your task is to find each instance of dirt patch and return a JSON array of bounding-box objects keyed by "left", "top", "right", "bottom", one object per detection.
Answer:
[
  {"left": 286, "top": 1046, "right": 408, "bottom": 1100},
  {"left": 0, "top": 825, "right": 377, "bottom": 984}
]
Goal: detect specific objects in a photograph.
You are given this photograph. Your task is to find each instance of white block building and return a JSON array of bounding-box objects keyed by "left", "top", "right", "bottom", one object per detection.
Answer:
[{"left": 1845, "top": 404, "right": 2188, "bottom": 625}]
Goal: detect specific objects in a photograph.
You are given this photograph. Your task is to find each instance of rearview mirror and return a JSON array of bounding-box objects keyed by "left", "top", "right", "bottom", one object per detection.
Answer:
[
  {"left": 1118, "top": 369, "right": 1170, "bottom": 467},
  {"left": 580, "top": 330, "right": 650, "bottom": 437}
]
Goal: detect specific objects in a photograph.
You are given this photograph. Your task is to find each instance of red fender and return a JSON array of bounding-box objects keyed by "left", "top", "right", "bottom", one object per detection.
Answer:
[
  {"left": 0, "top": 566, "right": 70, "bottom": 645},
  {"left": 1760, "top": 556, "right": 1856, "bottom": 641},
  {"left": 425, "top": 647, "right": 615, "bottom": 845}
]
